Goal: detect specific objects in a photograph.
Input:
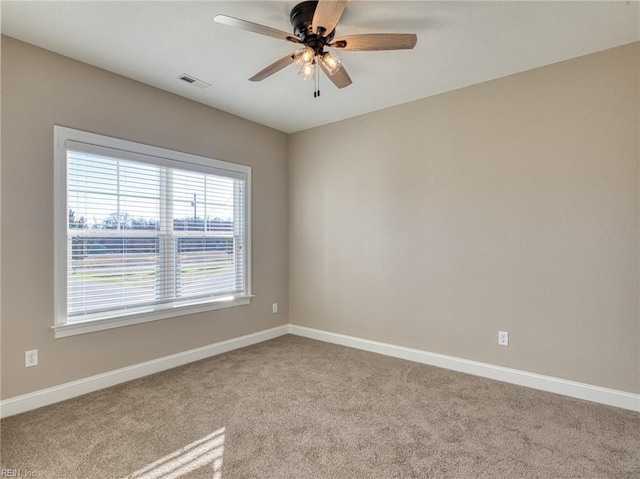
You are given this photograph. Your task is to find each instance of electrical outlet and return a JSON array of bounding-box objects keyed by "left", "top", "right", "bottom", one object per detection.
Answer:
[
  {"left": 25, "top": 349, "right": 38, "bottom": 367},
  {"left": 498, "top": 331, "right": 509, "bottom": 346},
  {"left": 272, "top": 303, "right": 278, "bottom": 314}
]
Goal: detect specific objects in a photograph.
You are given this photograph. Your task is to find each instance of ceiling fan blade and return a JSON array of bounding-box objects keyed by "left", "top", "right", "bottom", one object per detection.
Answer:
[
  {"left": 312, "top": 0, "right": 348, "bottom": 36},
  {"left": 249, "top": 53, "right": 296, "bottom": 82},
  {"left": 331, "top": 33, "right": 417, "bottom": 51},
  {"left": 319, "top": 61, "right": 352, "bottom": 89},
  {"left": 214, "top": 14, "right": 300, "bottom": 43}
]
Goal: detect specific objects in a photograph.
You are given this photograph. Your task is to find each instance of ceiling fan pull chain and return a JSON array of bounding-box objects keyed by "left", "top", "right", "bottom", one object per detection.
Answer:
[
  {"left": 313, "top": 55, "right": 318, "bottom": 98},
  {"left": 315, "top": 56, "right": 320, "bottom": 98},
  {"left": 317, "top": 58, "right": 321, "bottom": 97}
]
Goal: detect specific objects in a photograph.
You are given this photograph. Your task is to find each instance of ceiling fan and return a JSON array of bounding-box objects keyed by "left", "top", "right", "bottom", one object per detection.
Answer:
[{"left": 213, "top": 0, "right": 417, "bottom": 95}]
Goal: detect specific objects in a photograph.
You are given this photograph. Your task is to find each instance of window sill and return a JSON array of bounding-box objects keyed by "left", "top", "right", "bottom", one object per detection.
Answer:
[{"left": 52, "top": 296, "right": 253, "bottom": 338}]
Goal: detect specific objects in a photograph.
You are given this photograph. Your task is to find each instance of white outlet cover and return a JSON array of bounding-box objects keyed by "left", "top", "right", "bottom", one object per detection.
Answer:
[
  {"left": 498, "top": 331, "right": 509, "bottom": 346},
  {"left": 25, "top": 349, "right": 38, "bottom": 367}
]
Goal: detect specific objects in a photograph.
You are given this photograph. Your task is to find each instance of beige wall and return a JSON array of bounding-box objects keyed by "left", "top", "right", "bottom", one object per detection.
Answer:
[
  {"left": 1, "top": 37, "right": 289, "bottom": 399},
  {"left": 289, "top": 42, "right": 640, "bottom": 394},
  {"left": 2, "top": 36, "right": 638, "bottom": 401}
]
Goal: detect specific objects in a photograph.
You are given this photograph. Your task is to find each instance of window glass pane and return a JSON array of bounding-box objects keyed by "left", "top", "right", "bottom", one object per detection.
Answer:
[
  {"left": 205, "top": 176, "right": 235, "bottom": 231},
  {"left": 119, "top": 196, "right": 160, "bottom": 230},
  {"left": 68, "top": 237, "right": 159, "bottom": 318},
  {"left": 176, "top": 237, "right": 236, "bottom": 299},
  {"left": 68, "top": 153, "right": 118, "bottom": 196},
  {"left": 119, "top": 161, "right": 160, "bottom": 198},
  {"left": 68, "top": 193, "right": 118, "bottom": 229},
  {"left": 173, "top": 170, "right": 205, "bottom": 232}
]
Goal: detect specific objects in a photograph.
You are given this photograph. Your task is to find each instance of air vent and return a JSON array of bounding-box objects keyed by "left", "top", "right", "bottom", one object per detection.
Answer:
[{"left": 178, "top": 74, "right": 212, "bottom": 89}]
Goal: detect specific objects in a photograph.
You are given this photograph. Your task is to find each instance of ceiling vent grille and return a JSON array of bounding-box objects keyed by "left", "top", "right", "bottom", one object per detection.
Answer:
[{"left": 178, "top": 74, "right": 212, "bottom": 89}]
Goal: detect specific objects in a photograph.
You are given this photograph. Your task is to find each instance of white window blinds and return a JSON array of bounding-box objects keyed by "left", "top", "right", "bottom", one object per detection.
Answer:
[{"left": 55, "top": 127, "right": 251, "bottom": 331}]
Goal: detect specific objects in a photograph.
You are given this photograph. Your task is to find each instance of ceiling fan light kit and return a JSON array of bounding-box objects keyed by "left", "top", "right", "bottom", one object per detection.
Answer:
[
  {"left": 213, "top": 0, "right": 417, "bottom": 97},
  {"left": 320, "top": 51, "right": 342, "bottom": 76},
  {"left": 300, "top": 62, "right": 316, "bottom": 81},
  {"left": 294, "top": 46, "right": 315, "bottom": 66}
]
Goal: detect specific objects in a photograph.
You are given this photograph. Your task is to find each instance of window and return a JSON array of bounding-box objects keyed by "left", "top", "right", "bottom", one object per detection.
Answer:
[{"left": 54, "top": 126, "right": 251, "bottom": 337}]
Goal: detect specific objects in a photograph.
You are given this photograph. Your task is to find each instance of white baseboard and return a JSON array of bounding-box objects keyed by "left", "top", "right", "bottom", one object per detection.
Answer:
[
  {"left": 288, "top": 324, "right": 640, "bottom": 412},
  {"left": 0, "top": 324, "right": 289, "bottom": 418},
  {"left": 3, "top": 323, "right": 637, "bottom": 418}
]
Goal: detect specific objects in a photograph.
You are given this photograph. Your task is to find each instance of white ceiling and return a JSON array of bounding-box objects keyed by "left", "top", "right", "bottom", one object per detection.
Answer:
[{"left": 2, "top": 1, "right": 639, "bottom": 133}]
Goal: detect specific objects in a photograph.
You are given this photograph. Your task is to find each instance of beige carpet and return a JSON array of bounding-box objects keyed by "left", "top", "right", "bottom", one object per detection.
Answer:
[{"left": 1, "top": 335, "right": 639, "bottom": 478}]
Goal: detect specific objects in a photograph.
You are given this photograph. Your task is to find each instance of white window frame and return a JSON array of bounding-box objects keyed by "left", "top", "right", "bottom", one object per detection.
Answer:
[{"left": 53, "top": 126, "right": 252, "bottom": 338}]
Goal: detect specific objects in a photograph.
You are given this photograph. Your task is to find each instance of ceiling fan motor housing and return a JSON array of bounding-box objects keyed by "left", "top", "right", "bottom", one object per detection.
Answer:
[{"left": 290, "top": 0, "right": 335, "bottom": 52}]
